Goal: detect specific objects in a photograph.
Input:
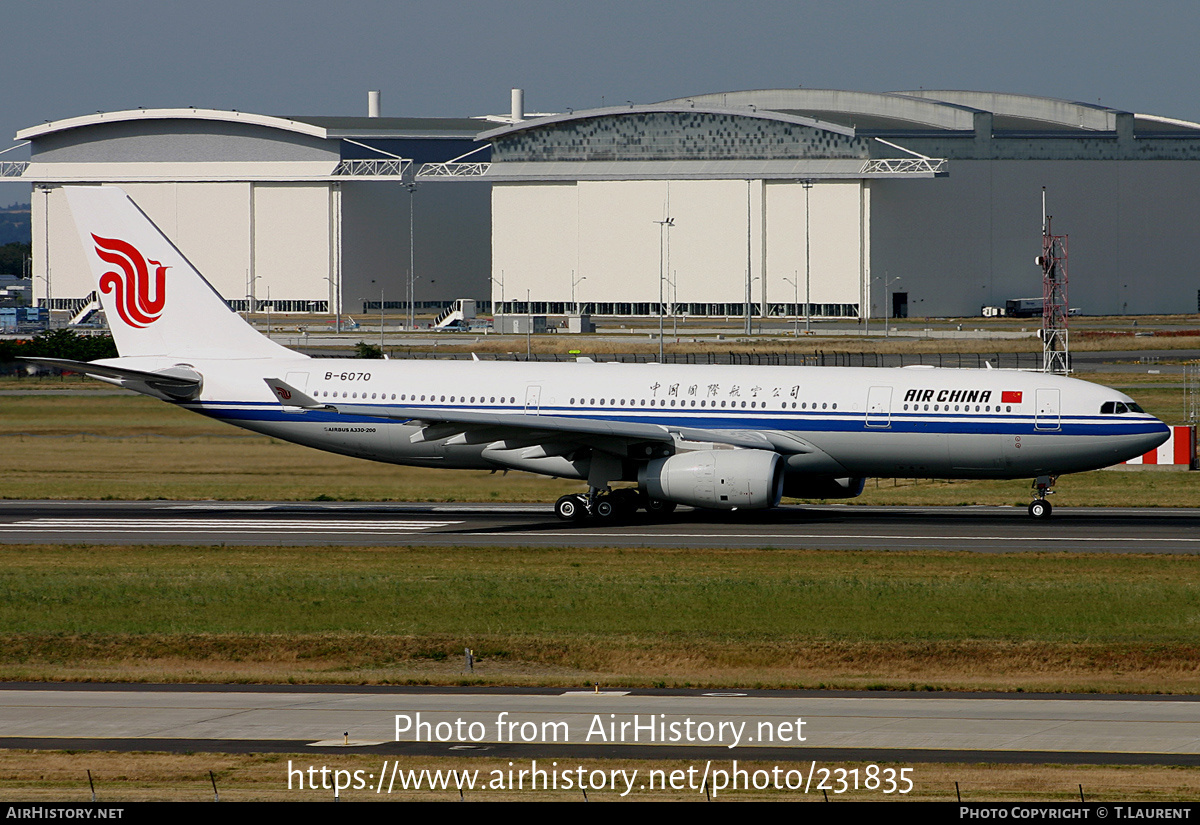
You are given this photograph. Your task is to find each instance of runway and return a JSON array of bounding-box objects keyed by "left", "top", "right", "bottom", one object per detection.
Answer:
[
  {"left": 1, "top": 683, "right": 1196, "bottom": 765},
  {"left": 2, "top": 500, "right": 1200, "bottom": 552}
]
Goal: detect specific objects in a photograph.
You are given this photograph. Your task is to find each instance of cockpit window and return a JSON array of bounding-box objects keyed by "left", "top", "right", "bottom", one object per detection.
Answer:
[{"left": 1101, "top": 401, "right": 1145, "bottom": 415}]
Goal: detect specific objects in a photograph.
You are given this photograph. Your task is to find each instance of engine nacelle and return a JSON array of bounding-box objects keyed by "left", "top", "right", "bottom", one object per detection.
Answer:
[
  {"left": 639, "top": 450, "right": 784, "bottom": 510},
  {"left": 782, "top": 475, "right": 867, "bottom": 500}
]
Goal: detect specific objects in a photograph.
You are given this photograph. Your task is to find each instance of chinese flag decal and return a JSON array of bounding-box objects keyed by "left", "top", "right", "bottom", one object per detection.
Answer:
[{"left": 1001, "top": 391, "right": 1023, "bottom": 404}]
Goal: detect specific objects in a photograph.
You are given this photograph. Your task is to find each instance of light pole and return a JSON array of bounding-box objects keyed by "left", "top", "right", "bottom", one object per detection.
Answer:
[
  {"left": 874, "top": 272, "right": 902, "bottom": 338},
  {"left": 247, "top": 273, "right": 261, "bottom": 314},
  {"left": 783, "top": 272, "right": 800, "bottom": 337},
  {"left": 39, "top": 185, "right": 50, "bottom": 325},
  {"left": 492, "top": 270, "right": 505, "bottom": 319},
  {"left": 406, "top": 181, "right": 417, "bottom": 331},
  {"left": 669, "top": 269, "right": 680, "bottom": 338},
  {"left": 654, "top": 216, "right": 674, "bottom": 362},
  {"left": 745, "top": 180, "right": 753, "bottom": 336},
  {"left": 526, "top": 288, "right": 532, "bottom": 359},
  {"left": 570, "top": 271, "right": 586, "bottom": 315},
  {"left": 802, "top": 179, "right": 813, "bottom": 334},
  {"left": 324, "top": 276, "right": 341, "bottom": 334}
]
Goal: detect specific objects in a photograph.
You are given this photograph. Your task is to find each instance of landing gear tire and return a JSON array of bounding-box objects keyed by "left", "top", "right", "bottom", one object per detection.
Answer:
[
  {"left": 1028, "top": 499, "right": 1052, "bottom": 519},
  {"left": 555, "top": 494, "right": 587, "bottom": 521},
  {"left": 593, "top": 497, "right": 617, "bottom": 519},
  {"left": 644, "top": 498, "right": 677, "bottom": 516}
]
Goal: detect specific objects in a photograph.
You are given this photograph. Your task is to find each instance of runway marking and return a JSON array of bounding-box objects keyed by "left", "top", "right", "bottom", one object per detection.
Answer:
[
  {"left": 526, "top": 532, "right": 1200, "bottom": 544},
  {"left": 0, "top": 518, "right": 462, "bottom": 533}
]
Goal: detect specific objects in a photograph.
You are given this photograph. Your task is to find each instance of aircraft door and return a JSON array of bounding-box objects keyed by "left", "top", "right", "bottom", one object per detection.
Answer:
[
  {"left": 1034, "top": 388, "right": 1061, "bottom": 431},
  {"left": 285, "top": 372, "right": 310, "bottom": 392},
  {"left": 865, "top": 386, "right": 892, "bottom": 428},
  {"left": 524, "top": 385, "right": 542, "bottom": 415}
]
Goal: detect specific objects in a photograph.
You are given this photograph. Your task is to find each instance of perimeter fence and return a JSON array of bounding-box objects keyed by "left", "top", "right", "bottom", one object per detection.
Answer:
[{"left": 337, "top": 350, "right": 1041, "bottom": 369}]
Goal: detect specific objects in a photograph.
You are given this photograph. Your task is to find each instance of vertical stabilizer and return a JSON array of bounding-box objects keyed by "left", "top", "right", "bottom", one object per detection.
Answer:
[{"left": 64, "top": 186, "right": 297, "bottom": 360}]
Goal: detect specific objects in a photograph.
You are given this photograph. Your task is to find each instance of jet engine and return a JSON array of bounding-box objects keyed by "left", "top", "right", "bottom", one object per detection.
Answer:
[{"left": 638, "top": 449, "right": 784, "bottom": 510}]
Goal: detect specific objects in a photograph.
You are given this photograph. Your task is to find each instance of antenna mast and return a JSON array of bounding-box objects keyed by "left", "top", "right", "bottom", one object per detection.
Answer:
[{"left": 1040, "top": 187, "right": 1070, "bottom": 374}]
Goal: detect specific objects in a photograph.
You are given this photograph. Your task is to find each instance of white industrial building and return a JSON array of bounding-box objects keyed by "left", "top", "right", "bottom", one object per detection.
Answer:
[
  {"left": 481, "top": 103, "right": 908, "bottom": 320},
  {"left": 9, "top": 88, "right": 1200, "bottom": 322},
  {"left": 478, "top": 89, "right": 1200, "bottom": 320},
  {"left": 13, "top": 104, "right": 490, "bottom": 320}
]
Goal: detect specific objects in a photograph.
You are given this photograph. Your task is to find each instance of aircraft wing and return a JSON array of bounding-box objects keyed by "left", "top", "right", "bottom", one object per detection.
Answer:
[{"left": 263, "top": 378, "right": 797, "bottom": 452}]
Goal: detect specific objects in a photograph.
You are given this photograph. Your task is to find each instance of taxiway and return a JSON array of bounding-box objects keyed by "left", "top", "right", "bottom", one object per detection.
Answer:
[
  {"left": 0, "top": 683, "right": 1196, "bottom": 764},
  {"left": 1, "top": 500, "right": 1199, "bottom": 552}
]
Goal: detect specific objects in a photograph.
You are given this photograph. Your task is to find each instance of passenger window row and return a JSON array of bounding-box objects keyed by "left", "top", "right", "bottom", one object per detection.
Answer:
[
  {"left": 567, "top": 397, "right": 838, "bottom": 410},
  {"left": 903, "top": 404, "right": 1013, "bottom": 413},
  {"left": 318, "top": 392, "right": 518, "bottom": 404}
]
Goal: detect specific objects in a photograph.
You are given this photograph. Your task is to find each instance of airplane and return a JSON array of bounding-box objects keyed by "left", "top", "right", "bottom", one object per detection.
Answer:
[{"left": 27, "top": 186, "right": 1170, "bottom": 521}]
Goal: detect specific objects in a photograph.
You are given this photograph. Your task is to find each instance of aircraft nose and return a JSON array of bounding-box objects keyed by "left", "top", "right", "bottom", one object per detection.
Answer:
[{"left": 1133, "top": 418, "right": 1171, "bottom": 457}]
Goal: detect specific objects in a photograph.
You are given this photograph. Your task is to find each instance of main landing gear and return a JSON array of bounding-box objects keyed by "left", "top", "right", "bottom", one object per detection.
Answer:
[
  {"left": 1028, "top": 475, "right": 1057, "bottom": 519},
  {"left": 554, "top": 488, "right": 677, "bottom": 521},
  {"left": 554, "top": 494, "right": 587, "bottom": 521}
]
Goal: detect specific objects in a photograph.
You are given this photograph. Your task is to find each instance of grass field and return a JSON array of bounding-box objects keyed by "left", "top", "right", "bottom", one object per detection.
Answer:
[
  {"left": 1, "top": 751, "right": 1196, "bottom": 801},
  {"left": 2, "top": 544, "right": 1198, "bottom": 693}
]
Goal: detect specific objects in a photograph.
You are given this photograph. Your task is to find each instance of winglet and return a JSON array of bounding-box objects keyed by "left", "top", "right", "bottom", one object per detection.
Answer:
[{"left": 263, "top": 378, "right": 325, "bottom": 409}]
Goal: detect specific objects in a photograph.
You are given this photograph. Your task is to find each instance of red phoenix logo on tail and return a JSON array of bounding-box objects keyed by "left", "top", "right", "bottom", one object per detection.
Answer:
[{"left": 92, "top": 235, "right": 168, "bottom": 328}]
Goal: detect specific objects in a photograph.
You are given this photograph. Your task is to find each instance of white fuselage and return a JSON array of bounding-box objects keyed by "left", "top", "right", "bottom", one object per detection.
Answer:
[{"left": 116, "top": 355, "right": 1170, "bottom": 482}]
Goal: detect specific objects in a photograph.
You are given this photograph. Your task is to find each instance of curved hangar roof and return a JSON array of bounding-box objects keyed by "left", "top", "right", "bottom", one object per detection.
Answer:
[
  {"left": 475, "top": 101, "right": 935, "bottom": 181},
  {"left": 16, "top": 108, "right": 484, "bottom": 142},
  {"left": 658, "top": 89, "right": 1200, "bottom": 136},
  {"left": 15, "top": 108, "right": 487, "bottom": 180}
]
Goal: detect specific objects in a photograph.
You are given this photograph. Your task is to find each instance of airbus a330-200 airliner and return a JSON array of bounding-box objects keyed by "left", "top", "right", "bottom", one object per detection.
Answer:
[{"left": 29, "top": 186, "right": 1170, "bottom": 521}]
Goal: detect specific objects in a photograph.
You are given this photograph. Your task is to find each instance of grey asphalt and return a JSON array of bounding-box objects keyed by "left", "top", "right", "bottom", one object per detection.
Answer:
[
  {"left": 2, "top": 500, "right": 1199, "bottom": 552},
  {"left": 0, "top": 683, "right": 1196, "bottom": 764}
]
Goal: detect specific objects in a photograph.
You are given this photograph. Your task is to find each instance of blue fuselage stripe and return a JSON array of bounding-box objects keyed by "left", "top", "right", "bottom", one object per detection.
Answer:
[{"left": 184, "top": 401, "right": 1167, "bottom": 439}]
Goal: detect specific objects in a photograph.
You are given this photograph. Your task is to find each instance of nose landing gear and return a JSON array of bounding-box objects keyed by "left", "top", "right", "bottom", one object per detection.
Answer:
[{"left": 1028, "top": 475, "right": 1057, "bottom": 519}]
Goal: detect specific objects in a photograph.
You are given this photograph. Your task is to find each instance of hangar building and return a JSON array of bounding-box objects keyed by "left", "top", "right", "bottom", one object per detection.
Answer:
[
  {"left": 14, "top": 104, "right": 491, "bottom": 321},
  {"left": 11, "top": 89, "right": 1200, "bottom": 322},
  {"left": 479, "top": 89, "right": 1200, "bottom": 320}
]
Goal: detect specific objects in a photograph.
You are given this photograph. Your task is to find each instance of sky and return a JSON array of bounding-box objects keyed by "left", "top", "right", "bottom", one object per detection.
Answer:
[{"left": 5, "top": 0, "right": 1200, "bottom": 202}]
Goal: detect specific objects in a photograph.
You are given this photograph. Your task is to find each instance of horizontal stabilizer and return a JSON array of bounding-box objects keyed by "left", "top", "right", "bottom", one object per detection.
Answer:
[{"left": 20, "top": 357, "right": 202, "bottom": 400}]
